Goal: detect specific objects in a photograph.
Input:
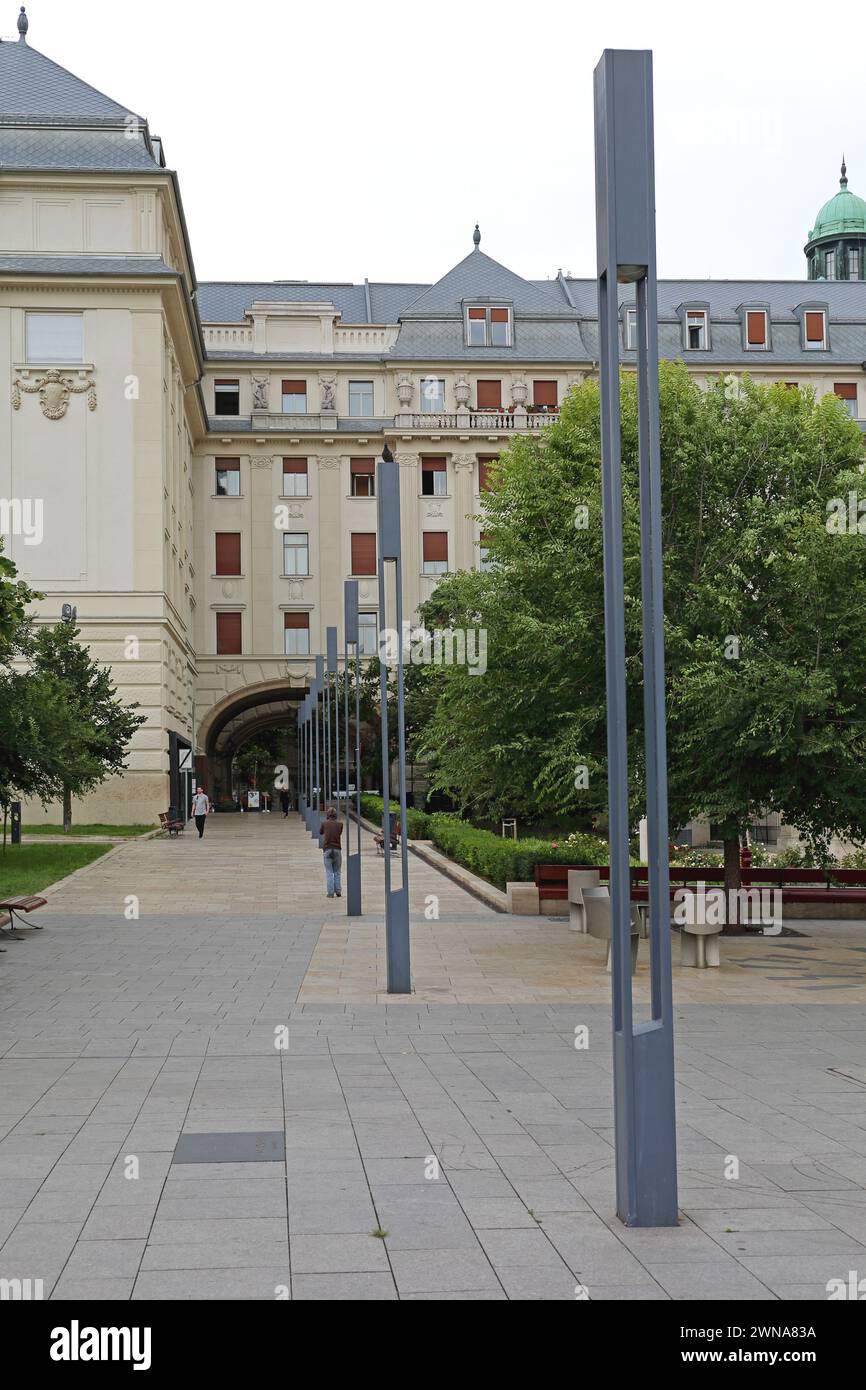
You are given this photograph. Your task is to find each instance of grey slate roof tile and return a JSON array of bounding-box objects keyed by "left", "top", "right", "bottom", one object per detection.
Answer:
[
  {"left": 0, "top": 127, "right": 158, "bottom": 171},
  {"left": 401, "top": 250, "right": 569, "bottom": 317},
  {"left": 197, "top": 281, "right": 369, "bottom": 323},
  {"left": 0, "top": 255, "right": 175, "bottom": 276},
  {"left": 0, "top": 39, "right": 142, "bottom": 121}
]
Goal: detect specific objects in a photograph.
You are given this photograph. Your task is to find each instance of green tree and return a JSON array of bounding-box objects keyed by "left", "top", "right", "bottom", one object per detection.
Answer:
[
  {"left": 418, "top": 365, "right": 866, "bottom": 916},
  {"left": 30, "top": 621, "right": 145, "bottom": 832}
]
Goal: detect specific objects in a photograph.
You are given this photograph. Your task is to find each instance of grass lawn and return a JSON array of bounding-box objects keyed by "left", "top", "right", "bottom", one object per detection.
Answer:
[
  {"left": 19, "top": 823, "right": 156, "bottom": 838},
  {"left": 0, "top": 844, "right": 111, "bottom": 898}
]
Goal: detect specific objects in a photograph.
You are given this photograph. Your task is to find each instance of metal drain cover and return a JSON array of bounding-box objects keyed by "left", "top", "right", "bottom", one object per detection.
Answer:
[{"left": 172, "top": 1131, "right": 286, "bottom": 1164}]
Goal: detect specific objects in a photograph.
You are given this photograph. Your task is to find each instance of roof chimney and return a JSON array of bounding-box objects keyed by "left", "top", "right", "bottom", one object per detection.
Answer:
[{"left": 17, "top": 5, "right": 27, "bottom": 41}]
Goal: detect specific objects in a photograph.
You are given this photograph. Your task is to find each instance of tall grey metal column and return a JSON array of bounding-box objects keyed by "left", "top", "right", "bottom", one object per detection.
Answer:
[
  {"left": 298, "top": 708, "right": 304, "bottom": 819},
  {"left": 344, "top": 581, "right": 362, "bottom": 916},
  {"left": 376, "top": 453, "right": 411, "bottom": 994},
  {"left": 327, "top": 626, "right": 340, "bottom": 816},
  {"left": 313, "top": 656, "right": 324, "bottom": 839},
  {"left": 594, "top": 47, "right": 677, "bottom": 1227}
]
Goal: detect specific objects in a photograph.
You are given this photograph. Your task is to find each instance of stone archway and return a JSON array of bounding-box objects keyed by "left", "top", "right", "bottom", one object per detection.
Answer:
[{"left": 198, "top": 682, "right": 307, "bottom": 806}]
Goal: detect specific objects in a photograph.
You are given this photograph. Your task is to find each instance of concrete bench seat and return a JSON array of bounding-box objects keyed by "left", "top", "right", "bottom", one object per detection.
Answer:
[{"left": 583, "top": 887, "right": 640, "bottom": 973}]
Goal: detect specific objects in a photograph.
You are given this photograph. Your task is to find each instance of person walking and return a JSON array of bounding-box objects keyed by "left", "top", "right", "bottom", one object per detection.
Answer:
[
  {"left": 280, "top": 788, "right": 290, "bottom": 818},
  {"left": 320, "top": 805, "right": 343, "bottom": 898},
  {"left": 192, "top": 785, "right": 210, "bottom": 839}
]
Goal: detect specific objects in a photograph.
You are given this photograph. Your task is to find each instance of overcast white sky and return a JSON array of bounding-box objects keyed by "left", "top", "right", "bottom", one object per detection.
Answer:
[{"left": 15, "top": 0, "right": 865, "bottom": 286}]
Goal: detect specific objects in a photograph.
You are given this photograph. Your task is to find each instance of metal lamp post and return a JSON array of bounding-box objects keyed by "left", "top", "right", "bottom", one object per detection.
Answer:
[
  {"left": 376, "top": 448, "right": 411, "bottom": 994},
  {"left": 594, "top": 47, "right": 678, "bottom": 1226},
  {"left": 327, "top": 626, "right": 340, "bottom": 820},
  {"left": 344, "top": 581, "right": 362, "bottom": 915}
]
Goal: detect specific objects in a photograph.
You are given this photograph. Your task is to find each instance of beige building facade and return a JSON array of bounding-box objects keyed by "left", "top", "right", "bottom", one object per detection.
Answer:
[{"left": 3, "top": 14, "right": 866, "bottom": 825}]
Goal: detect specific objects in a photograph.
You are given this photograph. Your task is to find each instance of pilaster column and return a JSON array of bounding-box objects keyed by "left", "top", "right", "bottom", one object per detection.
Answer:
[
  {"left": 452, "top": 453, "right": 475, "bottom": 572},
  {"left": 316, "top": 454, "right": 344, "bottom": 649},
  {"left": 397, "top": 453, "right": 421, "bottom": 622},
  {"left": 249, "top": 454, "right": 274, "bottom": 652}
]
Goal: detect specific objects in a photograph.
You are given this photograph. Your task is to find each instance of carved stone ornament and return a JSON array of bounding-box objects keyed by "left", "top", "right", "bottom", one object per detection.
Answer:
[
  {"left": 319, "top": 376, "right": 337, "bottom": 411},
  {"left": 426, "top": 504, "right": 444, "bottom": 518},
  {"left": 511, "top": 376, "right": 528, "bottom": 406},
  {"left": 396, "top": 453, "right": 419, "bottom": 470},
  {"left": 454, "top": 374, "right": 471, "bottom": 408},
  {"left": 316, "top": 455, "right": 341, "bottom": 470},
  {"left": 217, "top": 663, "right": 241, "bottom": 674},
  {"left": 395, "top": 373, "right": 414, "bottom": 408},
  {"left": 250, "top": 455, "right": 273, "bottom": 470},
  {"left": 287, "top": 581, "right": 305, "bottom": 599},
  {"left": 12, "top": 368, "right": 96, "bottom": 420},
  {"left": 452, "top": 453, "right": 474, "bottom": 472},
  {"left": 252, "top": 375, "right": 269, "bottom": 410},
  {"left": 287, "top": 503, "right": 304, "bottom": 519}
]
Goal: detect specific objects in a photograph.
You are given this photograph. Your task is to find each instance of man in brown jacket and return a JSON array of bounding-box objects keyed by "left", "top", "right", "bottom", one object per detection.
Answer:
[{"left": 320, "top": 805, "right": 343, "bottom": 898}]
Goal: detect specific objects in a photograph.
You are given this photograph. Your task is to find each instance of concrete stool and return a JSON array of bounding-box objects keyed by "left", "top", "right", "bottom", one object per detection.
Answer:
[
  {"left": 567, "top": 869, "right": 601, "bottom": 932},
  {"left": 680, "top": 919, "right": 721, "bottom": 968},
  {"left": 583, "top": 887, "right": 640, "bottom": 973}
]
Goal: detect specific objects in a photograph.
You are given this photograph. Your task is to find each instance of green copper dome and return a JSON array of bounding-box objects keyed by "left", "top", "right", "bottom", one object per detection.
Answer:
[{"left": 809, "top": 161, "right": 866, "bottom": 240}]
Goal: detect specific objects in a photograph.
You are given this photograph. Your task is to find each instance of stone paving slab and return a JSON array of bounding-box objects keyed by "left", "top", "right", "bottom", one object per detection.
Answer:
[{"left": 2, "top": 813, "right": 866, "bottom": 1299}]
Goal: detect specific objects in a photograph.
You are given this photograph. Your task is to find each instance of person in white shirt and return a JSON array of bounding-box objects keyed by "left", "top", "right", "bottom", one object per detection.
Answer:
[{"left": 192, "top": 787, "right": 210, "bottom": 838}]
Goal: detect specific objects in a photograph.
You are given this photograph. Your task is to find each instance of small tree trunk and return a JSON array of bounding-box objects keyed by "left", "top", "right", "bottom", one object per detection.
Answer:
[
  {"left": 723, "top": 835, "right": 741, "bottom": 933},
  {"left": 62, "top": 785, "right": 72, "bottom": 834}
]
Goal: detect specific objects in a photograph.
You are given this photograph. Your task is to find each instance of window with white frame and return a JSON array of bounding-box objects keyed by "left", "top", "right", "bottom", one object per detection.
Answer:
[
  {"left": 282, "top": 459, "right": 308, "bottom": 496},
  {"left": 421, "top": 457, "right": 447, "bottom": 497},
  {"left": 283, "top": 532, "right": 309, "bottom": 576},
  {"left": 25, "top": 312, "right": 83, "bottom": 362},
  {"left": 834, "top": 382, "right": 858, "bottom": 417},
  {"left": 284, "top": 613, "right": 310, "bottom": 656},
  {"left": 685, "top": 309, "right": 708, "bottom": 350},
  {"left": 357, "top": 611, "right": 378, "bottom": 658},
  {"left": 420, "top": 377, "right": 446, "bottom": 412},
  {"left": 804, "top": 309, "right": 827, "bottom": 350},
  {"left": 281, "top": 380, "right": 307, "bottom": 413},
  {"left": 215, "top": 458, "right": 241, "bottom": 497},
  {"left": 348, "top": 380, "right": 374, "bottom": 416},
  {"left": 744, "top": 309, "right": 768, "bottom": 350},
  {"left": 465, "top": 306, "right": 511, "bottom": 347}
]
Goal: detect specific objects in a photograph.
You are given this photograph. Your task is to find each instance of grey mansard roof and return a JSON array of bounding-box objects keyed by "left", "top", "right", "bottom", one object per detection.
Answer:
[
  {"left": 0, "top": 36, "right": 143, "bottom": 122},
  {"left": 0, "top": 255, "right": 177, "bottom": 277},
  {"left": 198, "top": 281, "right": 370, "bottom": 323},
  {"left": 0, "top": 126, "right": 160, "bottom": 171},
  {"left": 400, "top": 250, "right": 570, "bottom": 317},
  {"left": 0, "top": 35, "right": 160, "bottom": 172}
]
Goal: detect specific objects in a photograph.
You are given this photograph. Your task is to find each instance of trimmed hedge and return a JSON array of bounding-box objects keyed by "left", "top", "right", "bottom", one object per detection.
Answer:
[
  {"left": 425, "top": 815, "right": 608, "bottom": 892},
  {"left": 358, "top": 794, "right": 432, "bottom": 840},
  {"left": 356, "top": 796, "right": 609, "bottom": 890}
]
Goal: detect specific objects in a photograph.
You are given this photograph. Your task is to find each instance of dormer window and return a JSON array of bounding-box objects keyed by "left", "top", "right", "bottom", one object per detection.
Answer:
[
  {"left": 685, "top": 308, "right": 708, "bottom": 350},
  {"left": 466, "top": 306, "right": 512, "bottom": 347},
  {"left": 743, "top": 309, "right": 769, "bottom": 351},
  {"left": 804, "top": 309, "right": 827, "bottom": 350}
]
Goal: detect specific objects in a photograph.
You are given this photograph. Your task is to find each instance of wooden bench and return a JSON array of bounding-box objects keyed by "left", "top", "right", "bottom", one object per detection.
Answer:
[
  {"left": 0, "top": 895, "right": 48, "bottom": 947},
  {"left": 159, "top": 810, "right": 185, "bottom": 837},
  {"left": 374, "top": 814, "right": 400, "bottom": 857}
]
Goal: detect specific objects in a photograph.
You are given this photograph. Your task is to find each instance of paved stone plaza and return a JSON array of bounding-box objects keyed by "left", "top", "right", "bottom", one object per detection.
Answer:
[{"left": 2, "top": 813, "right": 866, "bottom": 1301}]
